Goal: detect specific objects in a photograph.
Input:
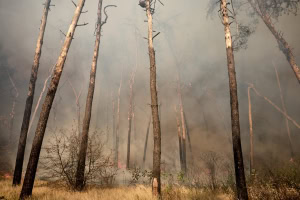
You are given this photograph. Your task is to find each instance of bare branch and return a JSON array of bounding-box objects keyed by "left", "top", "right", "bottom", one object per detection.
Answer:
[
  {"left": 76, "top": 22, "right": 89, "bottom": 27},
  {"left": 101, "top": 5, "right": 117, "bottom": 27}
]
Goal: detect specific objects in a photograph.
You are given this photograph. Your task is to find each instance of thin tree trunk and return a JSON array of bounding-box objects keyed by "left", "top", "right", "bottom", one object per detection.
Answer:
[
  {"left": 142, "top": 115, "right": 151, "bottom": 168},
  {"left": 248, "top": 0, "right": 300, "bottom": 84},
  {"left": 183, "top": 111, "right": 194, "bottom": 164},
  {"left": 273, "top": 62, "right": 294, "bottom": 161},
  {"left": 126, "top": 38, "right": 138, "bottom": 169},
  {"left": 112, "top": 92, "right": 116, "bottom": 150},
  {"left": 115, "top": 68, "right": 123, "bottom": 167},
  {"left": 27, "top": 65, "right": 54, "bottom": 136},
  {"left": 175, "top": 106, "right": 183, "bottom": 171},
  {"left": 247, "top": 87, "right": 254, "bottom": 177},
  {"left": 220, "top": 1, "right": 248, "bottom": 199},
  {"left": 146, "top": 0, "right": 162, "bottom": 196},
  {"left": 75, "top": 0, "right": 103, "bottom": 190},
  {"left": 249, "top": 84, "right": 300, "bottom": 129},
  {"left": 13, "top": 0, "right": 51, "bottom": 186},
  {"left": 19, "top": 1, "right": 86, "bottom": 198}
]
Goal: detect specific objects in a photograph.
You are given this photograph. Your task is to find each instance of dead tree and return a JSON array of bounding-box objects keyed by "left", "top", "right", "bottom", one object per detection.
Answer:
[
  {"left": 174, "top": 106, "right": 183, "bottom": 171},
  {"left": 19, "top": 0, "right": 87, "bottom": 198},
  {"left": 220, "top": 1, "right": 248, "bottom": 199},
  {"left": 247, "top": 86, "right": 254, "bottom": 177},
  {"left": 13, "top": 0, "right": 52, "bottom": 186},
  {"left": 126, "top": 33, "right": 139, "bottom": 169},
  {"left": 142, "top": 114, "right": 152, "bottom": 168},
  {"left": 273, "top": 62, "right": 294, "bottom": 161},
  {"left": 67, "top": 77, "right": 83, "bottom": 136},
  {"left": 115, "top": 68, "right": 123, "bottom": 167},
  {"left": 247, "top": 0, "right": 300, "bottom": 84},
  {"left": 75, "top": 1, "right": 116, "bottom": 190},
  {"left": 145, "top": 0, "right": 162, "bottom": 196},
  {"left": 111, "top": 92, "right": 116, "bottom": 151}
]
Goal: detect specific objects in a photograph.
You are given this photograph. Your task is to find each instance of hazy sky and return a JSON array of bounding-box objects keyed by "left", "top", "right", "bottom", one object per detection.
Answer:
[{"left": 1, "top": 0, "right": 300, "bottom": 171}]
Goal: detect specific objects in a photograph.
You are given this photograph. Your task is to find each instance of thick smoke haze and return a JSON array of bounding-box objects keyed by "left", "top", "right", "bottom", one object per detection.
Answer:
[{"left": 0, "top": 0, "right": 300, "bottom": 173}]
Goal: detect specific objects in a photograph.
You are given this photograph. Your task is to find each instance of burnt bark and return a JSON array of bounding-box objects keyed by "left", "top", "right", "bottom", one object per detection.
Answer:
[
  {"left": 75, "top": 0, "right": 103, "bottom": 190},
  {"left": 146, "top": 0, "right": 161, "bottom": 196},
  {"left": 220, "top": 1, "right": 248, "bottom": 199},
  {"left": 19, "top": 0, "right": 86, "bottom": 198},
  {"left": 13, "top": 0, "right": 51, "bottom": 186}
]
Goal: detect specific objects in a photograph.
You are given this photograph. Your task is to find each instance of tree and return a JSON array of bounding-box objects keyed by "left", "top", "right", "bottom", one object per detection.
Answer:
[
  {"left": 220, "top": 1, "right": 248, "bottom": 199},
  {"left": 12, "top": 0, "right": 52, "bottom": 186},
  {"left": 247, "top": 0, "right": 300, "bottom": 83},
  {"left": 247, "top": 85, "right": 254, "bottom": 177},
  {"left": 174, "top": 106, "right": 183, "bottom": 171},
  {"left": 75, "top": 1, "right": 116, "bottom": 190},
  {"left": 115, "top": 68, "right": 123, "bottom": 167},
  {"left": 19, "top": 0, "right": 87, "bottom": 198},
  {"left": 145, "top": 0, "right": 162, "bottom": 197},
  {"left": 142, "top": 114, "right": 151, "bottom": 168}
]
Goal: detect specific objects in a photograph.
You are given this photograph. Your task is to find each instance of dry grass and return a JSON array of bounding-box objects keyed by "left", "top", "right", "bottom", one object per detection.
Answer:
[{"left": 0, "top": 178, "right": 232, "bottom": 200}]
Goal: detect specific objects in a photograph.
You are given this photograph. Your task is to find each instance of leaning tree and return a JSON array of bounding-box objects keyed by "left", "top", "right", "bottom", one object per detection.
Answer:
[{"left": 19, "top": 0, "right": 87, "bottom": 198}]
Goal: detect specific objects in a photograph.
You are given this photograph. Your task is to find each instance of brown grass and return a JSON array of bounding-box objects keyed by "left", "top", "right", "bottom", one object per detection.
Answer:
[{"left": 0, "top": 179, "right": 232, "bottom": 200}]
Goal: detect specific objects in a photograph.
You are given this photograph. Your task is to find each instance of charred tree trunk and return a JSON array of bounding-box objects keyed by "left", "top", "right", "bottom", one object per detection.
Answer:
[
  {"left": 13, "top": 0, "right": 51, "bottom": 186},
  {"left": 146, "top": 0, "right": 162, "bottom": 196},
  {"left": 75, "top": 0, "right": 103, "bottom": 190},
  {"left": 248, "top": 86, "right": 254, "bottom": 177},
  {"left": 175, "top": 106, "right": 183, "bottom": 171},
  {"left": 19, "top": 1, "right": 86, "bottom": 198},
  {"left": 142, "top": 115, "right": 151, "bottom": 168},
  {"left": 248, "top": 0, "right": 300, "bottom": 84},
  {"left": 220, "top": 1, "right": 248, "bottom": 199},
  {"left": 273, "top": 62, "right": 294, "bottom": 161}
]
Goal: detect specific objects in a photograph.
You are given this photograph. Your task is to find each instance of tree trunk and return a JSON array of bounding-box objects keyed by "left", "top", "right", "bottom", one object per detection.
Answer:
[
  {"left": 183, "top": 111, "right": 194, "bottom": 164},
  {"left": 126, "top": 39, "right": 138, "bottom": 169},
  {"left": 146, "top": 0, "right": 162, "bottom": 197},
  {"left": 248, "top": 0, "right": 300, "bottom": 84},
  {"left": 273, "top": 62, "right": 294, "bottom": 160},
  {"left": 112, "top": 93, "right": 116, "bottom": 151},
  {"left": 175, "top": 106, "right": 183, "bottom": 171},
  {"left": 142, "top": 115, "right": 151, "bottom": 168},
  {"left": 19, "top": 1, "right": 86, "bottom": 198},
  {"left": 248, "top": 86, "right": 254, "bottom": 177},
  {"left": 13, "top": 1, "right": 51, "bottom": 187},
  {"left": 115, "top": 69, "right": 123, "bottom": 167},
  {"left": 220, "top": 1, "right": 248, "bottom": 199},
  {"left": 75, "top": 0, "right": 103, "bottom": 191}
]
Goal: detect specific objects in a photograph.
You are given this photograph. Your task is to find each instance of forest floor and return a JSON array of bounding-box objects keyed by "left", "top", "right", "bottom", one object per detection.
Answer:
[{"left": 0, "top": 178, "right": 232, "bottom": 200}]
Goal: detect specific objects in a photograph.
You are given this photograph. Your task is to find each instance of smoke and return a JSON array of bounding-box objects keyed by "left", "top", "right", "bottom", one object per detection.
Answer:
[{"left": 0, "top": 0, "right": 300, "bottom": 174}]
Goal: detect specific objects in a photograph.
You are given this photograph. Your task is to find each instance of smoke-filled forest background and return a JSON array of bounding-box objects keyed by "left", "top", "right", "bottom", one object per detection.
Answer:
[{"left": 0, "top": 0, "right": 300, "bottom": 181}]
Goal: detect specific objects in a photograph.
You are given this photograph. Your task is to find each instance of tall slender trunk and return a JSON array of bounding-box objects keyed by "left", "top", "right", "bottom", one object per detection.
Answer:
[
  {"left": 146, "top": 0, "right": 161, "bottom": 196},
  {"left": 248, "top": 0, "right": 300, "bottom": 84},
  {"left": 115, "top": 69, "right": 123, "bottom": 167},
  {"left": 248, "top": 86, "right": 254, "bottom": 177},
  {"left": 273, "top": 62, "right": 294, "bottom": 160},
  {"left": 112, "top": 93, "right": 116, "bottom": 150},
  {"left": 142, "top": 115, "right": 151, "bottom": 168},
  {"left": 183, "top": 112, "right": 193, "bottom": 164},
  {"left": 126, "top": 39, "right": 138, "bottom": 169},
  {"left": 75, "top": 0, "right": 103, "bottom": 190},
  {"left": 13, "top": 0, "right": 51, "bottom": 186},
  {"left": 19, "top": 1, "right": 86, "bottom": 198},
  {"left": 174, "top": 106, "right": 183, "bottom": 171},
  {"left": 220, "top": 1, "right": 248, "bottom": 199}
]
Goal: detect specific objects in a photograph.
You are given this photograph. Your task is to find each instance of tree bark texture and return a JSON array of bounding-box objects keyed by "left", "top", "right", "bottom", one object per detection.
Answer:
[
  {"left": 19, "top": 0, "right": 86, "bottom": 198},
  {"left": 146, "top": 0, "right": 162, "bottom": 196},
  {"left": 13, "top": 0, "right": 51, "bottom": 186},
  {"left": 75, "top": 0, "right": 103, "bottom": 190},
  {"left": 220, "top": 1, "right": 248, "bottom": 199}
]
